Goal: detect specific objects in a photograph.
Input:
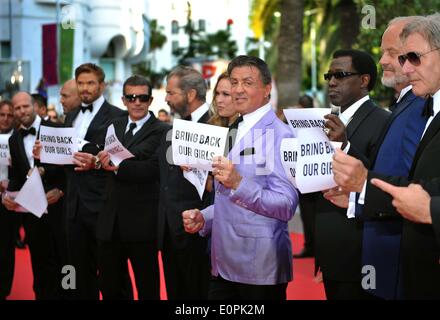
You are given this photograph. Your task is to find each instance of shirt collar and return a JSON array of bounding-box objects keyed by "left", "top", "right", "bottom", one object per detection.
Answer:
[
  {"left": 21, "top": 115, "right": 41, "bottom": 131},
  {"left": 127, "top": 112, "right": 151, "bottom": 129},
  {"left": 339, "top": 95, "right": 370, "bottom": 126},
  {"left": 432, "top": 89, "right": 440, "bottom": 118},
  {"left": 241, "top": 103, "right": 272, "bottom": 125},
  {"left": 81, "top": 95, "right": 105, "bottom": 110},
  {"left": 396, "top": 85, "right": 412, "bottom": 103},
  {"left": 190, "top": 103, "right": 209, "bottom": 123}
]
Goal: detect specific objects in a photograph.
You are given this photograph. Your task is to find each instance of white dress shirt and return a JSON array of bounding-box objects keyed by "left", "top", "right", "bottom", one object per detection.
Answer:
[
  {"left": 73, "top": 95, "right": 105, "bottom": 141},
  {"left": 22, "top": 116, "right": 41, "bottom": 168},
  {"left": 234, "top": 103, "right": 272, "bottom": 146},
  {"left": 125, "top": 112, "right": 151, "bottom": 136},
  {"left": 190, "top": 103, "right": 210, "bottom": 123}
]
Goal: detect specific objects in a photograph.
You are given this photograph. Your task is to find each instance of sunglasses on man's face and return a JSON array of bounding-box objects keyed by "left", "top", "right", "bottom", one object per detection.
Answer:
[
  {"left": 323, "top": 71, "right": 360, "bottom": 81},
  {"left": 124, "top": 94, "right": 150, "bottom": 102},
  {"left": 398, "top": 47, "right": 440, "bottom": 67}
]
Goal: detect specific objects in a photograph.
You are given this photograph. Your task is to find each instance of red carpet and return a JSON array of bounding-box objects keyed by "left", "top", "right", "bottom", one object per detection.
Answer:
[{"left": 8, "top": 233, "right": 325, "bottom": 300}]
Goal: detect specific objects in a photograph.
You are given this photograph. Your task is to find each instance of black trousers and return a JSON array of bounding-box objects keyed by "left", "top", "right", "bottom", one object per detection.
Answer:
[
  {"left": 323, "top": 277, "right": 378, "bottom": 300},
  {"left": 23, "top": 210, "right": 64, "bottom": 300},
  {"left": 66, "top": 200, "right": 100, "bottom": 299},
  {"left": 0, "top": 205, "right": 15, "bottom": 299},
  {"left": 161, "top": 227, "right": 210, "bottom": 300},
  {"left": 67, "top": 200, "right": 133, "bottom": 300},
  {"left": 298, "top": 192, "right": 318, "bottom": 253},
  {"left": 98, "top": 239, "right": 159, "bottom": 300},
  {"left": 208, "top": 275, "right": 288, "bottom": 300}
]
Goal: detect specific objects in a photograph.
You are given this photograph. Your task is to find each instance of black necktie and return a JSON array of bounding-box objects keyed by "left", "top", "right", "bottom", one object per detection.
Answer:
[
  {"left": 81, "top": 104, "right": 93, "bottom": 113},
  {"left": 227, "top": 115, "right": 243, "bottom": 153},
  {"left": 422, "top": 97, "right": 434, "bottom": 119},
  {"left": 124, "top": 122, "right": 137, "bottom": 145},
  {"left": 21, "top": 127, "right": 36, "bottom": 137}
]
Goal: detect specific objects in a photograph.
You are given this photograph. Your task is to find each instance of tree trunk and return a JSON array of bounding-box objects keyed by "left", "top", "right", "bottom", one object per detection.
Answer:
[
  {"left": 276, "top": 0, "right": 304, "bottom": 111},
  {"left": 338, "top": 0, "right": 359, "bottom": 49}
]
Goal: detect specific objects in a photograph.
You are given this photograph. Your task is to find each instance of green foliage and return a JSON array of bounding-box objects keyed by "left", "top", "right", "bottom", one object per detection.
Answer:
[
  {"left": 173, "top": 2, "right": 238, "bottom": 64},
  {"left": 250, "top": 0, "right": 440, "bottom": 106},
  {"left": 149, "top": 19, "right": 167, "bottom": 51}
]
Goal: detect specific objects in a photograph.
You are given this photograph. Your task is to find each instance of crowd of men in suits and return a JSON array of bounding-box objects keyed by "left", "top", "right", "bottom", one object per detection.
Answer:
[{"left": 0, "top": 12, "right": 440, "bottom": 301}]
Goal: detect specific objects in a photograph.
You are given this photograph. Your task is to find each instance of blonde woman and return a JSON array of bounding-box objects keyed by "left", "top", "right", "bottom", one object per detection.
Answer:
[{"left": 208, "top": 72, "right": 238, "bottom": 127}]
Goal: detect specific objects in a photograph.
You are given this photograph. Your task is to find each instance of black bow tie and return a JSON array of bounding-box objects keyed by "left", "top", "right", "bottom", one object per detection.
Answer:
[
  {"left": 81, "top": 104, "right": 93, "bottom": 113},
  {"left": 422, "top": 97, "right": 434, "bottom": 119},
  {"left": 21, "top": 127, "right": 36, "bottom": 137}
]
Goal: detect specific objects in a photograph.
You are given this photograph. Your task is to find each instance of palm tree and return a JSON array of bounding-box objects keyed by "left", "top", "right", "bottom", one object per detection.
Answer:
[{"left": 276, "top": 0, "right": 304, "bottom": 110}]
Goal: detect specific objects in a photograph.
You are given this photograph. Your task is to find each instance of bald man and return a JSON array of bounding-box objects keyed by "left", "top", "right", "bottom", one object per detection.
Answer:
[
  {"left": 60, "top": 79, "right": 81, "bottom": 114},
  {"left": 3, "top": 92, "right": 66, "bottom": 299}
]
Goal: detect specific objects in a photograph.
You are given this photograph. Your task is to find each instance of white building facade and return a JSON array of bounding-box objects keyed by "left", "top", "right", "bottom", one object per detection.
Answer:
[
  {"left": 145, "top": 0, "right": 252, "bottom": 73},
  {"left": 0, "top": 0, "right": 150, "bottom": 106}
]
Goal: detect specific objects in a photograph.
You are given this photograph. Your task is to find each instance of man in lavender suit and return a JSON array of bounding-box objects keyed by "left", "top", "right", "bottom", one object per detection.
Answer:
[{"left": 182, "top": 55, "right": 299, "bottom": 300}]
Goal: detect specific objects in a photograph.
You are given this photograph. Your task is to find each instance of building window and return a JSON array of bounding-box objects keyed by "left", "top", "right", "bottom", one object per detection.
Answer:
[
  {"left": 0, "top": 42, "right": 11, "bottom": 59},
  {"left": 171, "top": 20, "right": 179, "bottom": 34},
  {"left": 198, "top": 19, "right": 206, "bottom": 32}
]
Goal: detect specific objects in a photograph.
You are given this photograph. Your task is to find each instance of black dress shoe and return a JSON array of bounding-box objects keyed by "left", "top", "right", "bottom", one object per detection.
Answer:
[{"left": 293, "top": 249, "right": 314, "bottom": 258}]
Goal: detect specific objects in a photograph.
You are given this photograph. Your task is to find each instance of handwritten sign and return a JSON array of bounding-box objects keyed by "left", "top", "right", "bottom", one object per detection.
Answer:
[{"left": 104, "top": 124, "right": 134, "bottom": 166}]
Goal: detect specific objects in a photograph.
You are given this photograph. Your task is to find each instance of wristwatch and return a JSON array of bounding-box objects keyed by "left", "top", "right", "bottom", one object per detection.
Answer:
[{"left": 94, "top": 156, "right": 102, "bottom": 170}]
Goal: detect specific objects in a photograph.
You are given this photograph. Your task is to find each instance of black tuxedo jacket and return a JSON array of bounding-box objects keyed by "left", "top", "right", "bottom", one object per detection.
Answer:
[
  {"left": 97, "top": 112, "right": 170, "bottom": 242},
  {"left": 364, "top": 109, "right": 440, "bottom": 299},
  {"left": 63, "top": 100, "right": 127, "bottom": 215},
  {"left": 315, "top": 99, "right": 390, "bottom": 282},
  {"left": 7, "top": 119, "right": 65, "bottom": 212},
  {"left": 157, "top": 111, "right": 212, "bottom": 250}
]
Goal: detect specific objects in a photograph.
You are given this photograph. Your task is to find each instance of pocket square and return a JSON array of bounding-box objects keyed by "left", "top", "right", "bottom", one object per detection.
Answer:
[{"left": 240, "top": 147, "right": 255, "bottom": 156}]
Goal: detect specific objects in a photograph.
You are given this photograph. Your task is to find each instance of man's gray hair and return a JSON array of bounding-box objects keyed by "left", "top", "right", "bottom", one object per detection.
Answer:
[
  {"left": 387, "top": 16, "right": 418, "bottom": 28},
  {"left": 400, "top": 14, "right": 440, "bottom": 50},
  {"left": 167, "top": 66, "right": 207, "bottom": 102}
]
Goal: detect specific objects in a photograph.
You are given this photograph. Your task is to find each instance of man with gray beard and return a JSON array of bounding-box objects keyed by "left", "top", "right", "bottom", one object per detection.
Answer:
[{"left": 329, "top": 16, "right": 432, "bottom": 299}]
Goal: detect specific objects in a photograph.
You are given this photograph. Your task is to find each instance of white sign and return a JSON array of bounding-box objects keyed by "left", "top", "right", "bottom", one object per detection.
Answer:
[
  {"left": 104, "top": 124, "right": 135, "bottom": 166},
  {"left": 15, "top": 168, "right": 48, "bottom": 218},
  {"left": 39, "top": 126, "right": 78, "bottom": 165},
  {"left": 280, "top": 138, "right": 298, "bottom": 188},
  {"left": 295, "top": 129, "right": 337, "bottom": 193},
  {"left": 283, "top": 108, "right": 343, "bottom": 193},
  {"left": 183, "top": 168, "right": 209, "bottom": 200},
  {"left": 172, "top": 119, "right": 229, "bottom": 171},
  {"left": 0, "top": 134, "right": 10, "bottom": 166},
  {"left": 284, "top": 108, "right": 329, "bottom": 137}
]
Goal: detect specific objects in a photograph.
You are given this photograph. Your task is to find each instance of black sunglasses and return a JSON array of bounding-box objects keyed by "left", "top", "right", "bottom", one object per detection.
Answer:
[
  {"left": 324, "top": 71, "right": 361, "bottom": 81},
  {"left": 398, "top": 48, "right": 440, "bottom": 67},
  {"left": 124, "top": 94, "right": 150, "bottom": 102}
]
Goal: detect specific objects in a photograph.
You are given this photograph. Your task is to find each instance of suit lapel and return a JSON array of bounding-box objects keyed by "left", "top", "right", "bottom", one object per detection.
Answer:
[
  {"left": 346, "top": 100, "right": 375, "bottom": 139},
  {"left": 113, "top": 117, "right": 128, "bottom": 146},
  {"left": 198, "top": 111, "right": 210, "bottom": 124},
  {"left": 229, "top": 109, "right": 276, "bottom": 158},
  {"left": 84, "top": 101, "right": 110, "bottom": 141},
  {"left": 371, "top": 92, "right": 418, "bottom": 164},
  {"left": 409, "top": 112, "right": 440, "bottom": 178},
  {"left": 64, "top": 108, "right": 81, "bottom": 127},
  {"left": 17, "top": 131, "right": 31, "bottom": 170}
]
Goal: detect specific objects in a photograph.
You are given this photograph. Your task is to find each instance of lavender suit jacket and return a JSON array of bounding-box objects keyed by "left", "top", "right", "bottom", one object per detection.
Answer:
[{"left": 200, "top": 109, "right": 299, "bottom": 285}]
